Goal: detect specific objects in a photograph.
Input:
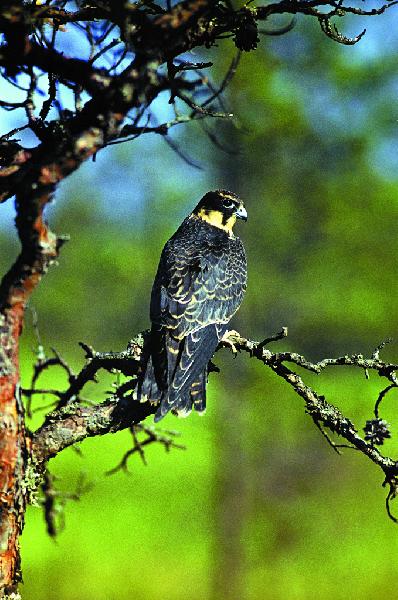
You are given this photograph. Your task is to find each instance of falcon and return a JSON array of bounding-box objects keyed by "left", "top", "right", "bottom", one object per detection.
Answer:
[{"left": 136, "top": 189, "right": 247, "bottom": 421}]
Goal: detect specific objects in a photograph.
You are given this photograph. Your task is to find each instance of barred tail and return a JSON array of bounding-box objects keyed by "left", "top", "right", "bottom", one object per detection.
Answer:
[
  {"left": 135, "top": 355, "right": 163, "bottom": 405},
  {"left": 190, "top": 369, "right": 207, "bottom": 414},
  {"left": 154, "top": 324, "right": 220, "bottom": 422},
  {"left": 137, "top": 324, "right": 223, "bottom": 422},
  {"left": 135, "top": 324, "right": 167, "bottom": 405}
]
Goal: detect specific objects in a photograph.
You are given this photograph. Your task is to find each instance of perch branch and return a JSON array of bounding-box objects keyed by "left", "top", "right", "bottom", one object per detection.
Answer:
[{"left": 31, "top": 330, "right": 398, "bottom": 497}]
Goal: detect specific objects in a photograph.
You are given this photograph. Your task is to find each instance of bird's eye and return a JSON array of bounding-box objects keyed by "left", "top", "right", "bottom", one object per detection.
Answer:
[{"left": 222, "top": 200, "right": 235, "bottom": 209}]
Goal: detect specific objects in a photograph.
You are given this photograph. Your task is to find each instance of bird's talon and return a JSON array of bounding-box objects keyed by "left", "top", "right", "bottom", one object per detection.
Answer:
[{"left": 221, "top": 329, "right": 240, "bottom": 355}]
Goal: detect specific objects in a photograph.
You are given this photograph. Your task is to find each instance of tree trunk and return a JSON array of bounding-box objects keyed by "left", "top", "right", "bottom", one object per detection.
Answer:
[
  {"left": 0, "top": 305, "right": 27, "bottom": 597},
  {"left": 0, "top": 190, "right": 60, "bottom": 596}
]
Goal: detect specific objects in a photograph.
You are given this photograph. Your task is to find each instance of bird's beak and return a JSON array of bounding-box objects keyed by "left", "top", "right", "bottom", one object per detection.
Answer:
[{"left": 235, "top": 205, "right": 248, "bottom": 221}]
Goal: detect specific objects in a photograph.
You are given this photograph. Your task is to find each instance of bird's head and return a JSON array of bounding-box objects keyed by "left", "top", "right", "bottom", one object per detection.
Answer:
[{"left": 193, "top": 190, "right": 247, "bottom": 235}]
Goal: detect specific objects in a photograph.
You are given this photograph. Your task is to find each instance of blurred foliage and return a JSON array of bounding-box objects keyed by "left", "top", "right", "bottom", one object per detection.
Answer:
[{"left": 1, "top": 8, "right": 398, "bottom": 600}]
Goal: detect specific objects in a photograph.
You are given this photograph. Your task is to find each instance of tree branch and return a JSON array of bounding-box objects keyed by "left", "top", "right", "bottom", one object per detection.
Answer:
[
  {"left": 0, "top": 40, "right": 111, "bottom": 95},
  {"left": 32, "top": 397, "right": 156, "bottom": 465},
  {"left": 29, "top": 329, "right": 398, "bottom": 523}
]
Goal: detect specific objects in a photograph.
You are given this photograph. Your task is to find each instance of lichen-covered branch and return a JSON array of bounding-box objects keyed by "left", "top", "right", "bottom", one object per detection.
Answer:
[
  {"left": 32, "top": 396, "right": 156, "bottom": 465},
  {"left": 28, "top": 329, "right": 398, "bottom": 524}
]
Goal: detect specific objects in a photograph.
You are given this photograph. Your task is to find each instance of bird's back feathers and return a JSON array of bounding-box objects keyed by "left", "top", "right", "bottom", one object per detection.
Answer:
[{"left": 137, "top": 211, "right": 247, "bottom": 420}]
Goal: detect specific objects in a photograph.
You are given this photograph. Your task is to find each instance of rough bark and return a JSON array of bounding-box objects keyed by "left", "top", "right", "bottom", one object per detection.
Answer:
[
  {"left": 0, "top": 188, "right": 59, "bottom": 594},
  {"left": 0, "top": 307, "right": 26, "bottom": 595}
]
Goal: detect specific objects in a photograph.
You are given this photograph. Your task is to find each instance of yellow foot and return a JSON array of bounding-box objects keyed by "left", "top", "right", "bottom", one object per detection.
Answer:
[{"left": 221, "top": 329, "right": 240, "bottom": 355}]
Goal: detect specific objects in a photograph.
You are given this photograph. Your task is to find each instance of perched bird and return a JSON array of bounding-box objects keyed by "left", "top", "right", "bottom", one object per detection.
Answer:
[{"left": 136, "top": 189, "right": 247, "bottom": 422}]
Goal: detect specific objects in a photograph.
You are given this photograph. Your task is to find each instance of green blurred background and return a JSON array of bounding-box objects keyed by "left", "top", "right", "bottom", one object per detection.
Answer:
[{"left": 2, "top": 7, "right": 398, "bottom": 599}]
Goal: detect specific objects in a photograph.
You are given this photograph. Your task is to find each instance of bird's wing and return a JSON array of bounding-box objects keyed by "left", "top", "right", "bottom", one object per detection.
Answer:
[
  {"left": 151, "top": 238, "right": 246, "bottom": 339},
  {"left": 148, "top": 230, "right": 246, "bottom": 420}
]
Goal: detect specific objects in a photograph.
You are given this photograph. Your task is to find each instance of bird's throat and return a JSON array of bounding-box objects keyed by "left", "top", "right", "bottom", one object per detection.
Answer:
[{"left": 196, "top": 209, "right": 236, "bottom": 235}]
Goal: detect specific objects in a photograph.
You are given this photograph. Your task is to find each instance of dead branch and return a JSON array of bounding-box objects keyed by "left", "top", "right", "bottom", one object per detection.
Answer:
[
  {"left": 28, "top": 329, "right": 398, "bottom": 525},
  {"left": 105, "top": 424, "right": 185, "bottom": 475}
]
